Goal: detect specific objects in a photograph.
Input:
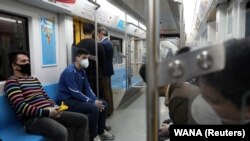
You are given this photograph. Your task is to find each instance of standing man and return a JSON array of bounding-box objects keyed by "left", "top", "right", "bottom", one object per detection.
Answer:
[
  {"left": 98, "top": 26, "right": 114, "bottom": 117},
  {"left": 4, "top": 50, "right": 89, "bottom": 141},
  {"left": 76, "top": 23, "right": 106, "bottom": 100},
  {"left": 58, "top": 48, "right": 115, "bottom": 141}
]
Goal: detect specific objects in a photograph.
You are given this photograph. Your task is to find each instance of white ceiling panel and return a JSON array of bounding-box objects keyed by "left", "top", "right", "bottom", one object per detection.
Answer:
[{"left": 108, "top": 0, "right": 180, "bottom": 34}]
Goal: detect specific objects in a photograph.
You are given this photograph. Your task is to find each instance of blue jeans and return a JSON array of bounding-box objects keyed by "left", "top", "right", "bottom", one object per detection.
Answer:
[
  {"left": 24, "top": 111, "right": 89, "bottom": 141},
  {"left": 64, "top": 98, "right": 108, "bottom": 141}
]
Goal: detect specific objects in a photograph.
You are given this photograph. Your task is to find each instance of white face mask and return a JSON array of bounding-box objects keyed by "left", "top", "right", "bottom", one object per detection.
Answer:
[
  {"left": 80, "top": 59, "right": 89, "bottom": 68},
  {"left": 220, "top": 118, "right": 250, "bottom": 124},
  {"left": 191, "top": 94, "right": 250, "bottom": 124},
  {"left": 191, "top": 94, "right": 223, "bottom": 124}
]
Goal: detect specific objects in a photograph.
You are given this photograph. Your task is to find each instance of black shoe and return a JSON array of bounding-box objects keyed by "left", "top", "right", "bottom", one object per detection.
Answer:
[{"left": 105, "top": 125, "right": 112, "bottom": 131}]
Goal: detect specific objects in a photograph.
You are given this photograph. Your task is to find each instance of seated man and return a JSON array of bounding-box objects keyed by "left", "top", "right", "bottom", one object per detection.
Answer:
[
  {"left": 58, "top": 48, "right": 115, "bottom": 141},
  {"left": 4, "top": 50, "right": 89, "bottom": 141},
  {"left": 139, "top": 47, "right": 200, "bottom": 141}
]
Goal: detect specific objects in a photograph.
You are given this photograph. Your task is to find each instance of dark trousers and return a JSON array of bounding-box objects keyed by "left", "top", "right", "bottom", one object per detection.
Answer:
[
  {"left": 64, "top": 98, "right": 108, "bottom": 140},
  {"left": 24, "top": 111, "right": 89, "bottom": 141},
  {"left": 102, "top": 76, "right": 114, "bottom": 116}
]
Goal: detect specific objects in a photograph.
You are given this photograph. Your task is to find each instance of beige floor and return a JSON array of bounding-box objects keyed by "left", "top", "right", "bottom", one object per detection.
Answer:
[{"left": 106, "top": 88, "right": 169, "bottom": 141}]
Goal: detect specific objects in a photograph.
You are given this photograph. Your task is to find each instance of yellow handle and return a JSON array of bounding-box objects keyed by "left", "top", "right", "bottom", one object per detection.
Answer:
[{"left": 58, "top": 101, "right": 68, "bottom": 111}]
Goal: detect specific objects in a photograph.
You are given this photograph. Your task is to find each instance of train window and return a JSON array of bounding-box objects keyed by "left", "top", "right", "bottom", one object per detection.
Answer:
[
  {"left": 0, "top": 12, "right": 29, "bottom": 81},
  {"left": 110, "top": 36, "right": 123, "bottom": 64}
]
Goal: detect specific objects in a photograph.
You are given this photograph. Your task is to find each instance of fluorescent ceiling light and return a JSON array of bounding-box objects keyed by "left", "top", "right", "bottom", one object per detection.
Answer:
[
  {"left": 139, "top": 22, "right": 146, "bottom": 30},
  {"left": 97, "top": 0, "right": 125, "bottom": 20},
  {"left": 0, "top": 17, "right": 16, "bottom": 23},
  {"left": 127, "top": 14, "right": 138, "bottom": 26}
]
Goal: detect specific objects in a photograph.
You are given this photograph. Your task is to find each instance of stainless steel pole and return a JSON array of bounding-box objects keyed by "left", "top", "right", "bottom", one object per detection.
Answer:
[
  {"left": 179, "top": 3, "right": 184, "bottom": 48},
  {"left": 147, "top": 0, "right": 160, "bottom": 141},
  {"left": 125, "top": 13, "right": 128, "bottom": 90},
  {"left": 94, "top": 0, "right": 99, "bottom": 97}
]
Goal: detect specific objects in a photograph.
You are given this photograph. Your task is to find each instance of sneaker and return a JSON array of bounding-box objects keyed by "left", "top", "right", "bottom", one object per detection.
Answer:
[
  {"left": 93, "top": 136, "right": 101, "bottom": 141},
  {"left": 99, "top": 130, "right": 115, "bottom": 140},
  {"left": 105, "top": 125, "right": 112, "bottom": 131}
]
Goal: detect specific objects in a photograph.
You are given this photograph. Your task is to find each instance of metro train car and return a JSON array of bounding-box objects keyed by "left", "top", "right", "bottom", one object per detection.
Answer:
[{"left": 0, "top": 0, "right": 250, "bottom": 141}]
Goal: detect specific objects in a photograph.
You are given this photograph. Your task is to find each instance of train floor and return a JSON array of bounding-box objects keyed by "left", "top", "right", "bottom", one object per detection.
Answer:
[{"left": 106, "top": 88, "right": 169, "bottom": 141}]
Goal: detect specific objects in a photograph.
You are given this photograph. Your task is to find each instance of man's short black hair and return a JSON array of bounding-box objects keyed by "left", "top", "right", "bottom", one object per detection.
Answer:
[
  {"left": 75, "top": 48, "right": 90, "bottom": 57},
  {"left": 83, "top": 23, "right": 95, "bottom": 34},
  {"left": 201, "top": 37, "right": 250, "bottom": 108},
  {"left": 176, "top": 46, "right": 190, "bottom": 55},
  {"left": 8, "top": 50, "right": 29, "bottom": 68}
]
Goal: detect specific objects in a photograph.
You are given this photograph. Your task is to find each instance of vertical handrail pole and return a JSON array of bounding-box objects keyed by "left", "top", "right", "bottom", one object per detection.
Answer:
[
  {"left": 147, "top": 0, "right": 160, "bottom": 141},
  {"left": 125, "top": 13, "right": 128, "bottom": 90},
  {"left": 94, "top": 0, "right": 99, "bottom": 97},
  {"left": 128, "top": 39, "right": 131, "bottom": 87}
]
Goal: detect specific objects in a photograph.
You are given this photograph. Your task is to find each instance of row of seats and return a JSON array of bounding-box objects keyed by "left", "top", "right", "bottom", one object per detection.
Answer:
[
  {"left": 0, "top": 68, "right": 142, "bottom": 141},
  {"left": 0, "top": 83, "right": 59, "bottom": 141},
  {"left": 111, "top": 68, "right": 142, "bottom": 89}
]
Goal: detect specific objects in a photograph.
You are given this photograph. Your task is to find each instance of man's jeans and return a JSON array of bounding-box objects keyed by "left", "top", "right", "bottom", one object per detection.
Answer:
[
  {"left": 64, "top": 98, "right": 108, "bottom": 140},
  {"left": 24, "top": 111, "right": 89, "bottom": 141}
]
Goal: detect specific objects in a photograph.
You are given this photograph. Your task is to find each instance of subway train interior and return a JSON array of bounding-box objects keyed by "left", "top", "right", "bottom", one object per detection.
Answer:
[{"left": 0, "top": 0, "right": 250, "bottom": 141}]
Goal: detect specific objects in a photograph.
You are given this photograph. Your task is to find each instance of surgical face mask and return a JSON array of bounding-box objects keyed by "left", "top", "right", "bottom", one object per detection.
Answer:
[
  {"left": 191, "top": 94, "right": 222, "bottom": 124},
  {"left": 16, "top": 63, "right": 31, "bottom": 75},
  {"left": 220, "top": 117, "right": 250, "bottom": 124},
  {"left": 80, "top": 59, "right": 89, "bottom": 68},
  {"left": 191, "top": 94, "right": 250, "bottom": 124}
]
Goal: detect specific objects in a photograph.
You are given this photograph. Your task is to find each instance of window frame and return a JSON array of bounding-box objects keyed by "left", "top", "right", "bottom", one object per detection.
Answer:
[{"left": 0, "top": 11, "right": 29, "bottom": 83}]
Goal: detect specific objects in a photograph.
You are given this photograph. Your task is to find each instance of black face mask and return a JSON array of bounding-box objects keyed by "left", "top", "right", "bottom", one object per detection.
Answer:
[{"left": 16, "top": 63, "right": 31, "bottom": 75}]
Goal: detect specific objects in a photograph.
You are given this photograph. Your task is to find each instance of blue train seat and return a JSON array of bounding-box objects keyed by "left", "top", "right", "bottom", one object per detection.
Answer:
[
  {"left": 111, "top": 67, "right": 143, "bottom": 89},
  {"left": 111, "top": 67, "right": 143, "bottom": 109},
  {"left": 111, "top": 68, "right": 126, "bottom": 89},
  {"left": 0, "top": 83, "right": 58, "bottom": 141}
]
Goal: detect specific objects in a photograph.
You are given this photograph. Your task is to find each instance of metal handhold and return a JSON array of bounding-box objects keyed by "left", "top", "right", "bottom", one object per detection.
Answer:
[
  {"left": 196, "top": 51, "right": 213, "bottom": 70},
  {"left": 168, "top": 60, "right": 184, "bottom": 78}
]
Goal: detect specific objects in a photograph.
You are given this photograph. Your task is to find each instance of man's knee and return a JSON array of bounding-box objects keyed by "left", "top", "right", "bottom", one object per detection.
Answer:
[
  {"left": 79, "top": 114, "right": 89, "bottom": 126},
  {"left": 90, "top": 104, "right": 99, "bottom": 115},
  {"left": 55, "top": 126, "right": 68, "bottom": 140}
]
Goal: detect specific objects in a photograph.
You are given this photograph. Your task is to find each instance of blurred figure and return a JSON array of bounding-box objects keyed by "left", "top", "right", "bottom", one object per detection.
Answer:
[
  {"left": 139, "top": 46, "right": 200, "bottom": 141},
  {"left": 139, "top": 63, "right": 146, "bottom": 82},
  {"left": 98, "top": 26, "right": 114, "bottom": 117},
  {"left": 192, "top": 37, "right": 250, "bottom": 124}
]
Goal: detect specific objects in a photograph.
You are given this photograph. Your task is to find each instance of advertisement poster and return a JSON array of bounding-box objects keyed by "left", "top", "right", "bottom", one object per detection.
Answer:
[{"left": 40, "top": 17, "right": 57, "bottom": 66}]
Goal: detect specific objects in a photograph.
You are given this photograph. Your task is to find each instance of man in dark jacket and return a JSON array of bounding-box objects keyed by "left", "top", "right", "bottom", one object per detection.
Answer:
[
  {"left": 58, "top": 48, "right": 114, "bottom": 141},
  {"left": 98, "top": 26, "right": 114, "bottom": 117}
]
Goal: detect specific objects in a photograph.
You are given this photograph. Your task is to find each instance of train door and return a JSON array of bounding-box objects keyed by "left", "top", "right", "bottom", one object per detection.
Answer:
[
  {"left": 73, "top": 20, "right": 85, "bottom": 45},
  {"left": 129, "top": 38, "right": 145, "bottom": 87}
]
